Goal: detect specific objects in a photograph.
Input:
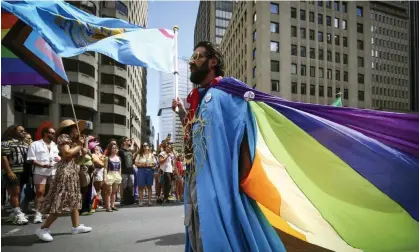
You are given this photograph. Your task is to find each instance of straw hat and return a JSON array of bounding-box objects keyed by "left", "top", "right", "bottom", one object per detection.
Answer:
[{"left": 56, "top": 119, "right": 86, "bottom": 137}]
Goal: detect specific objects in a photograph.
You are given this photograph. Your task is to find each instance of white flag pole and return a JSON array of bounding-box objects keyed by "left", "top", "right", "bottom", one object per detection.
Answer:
[{"left": 173, "top": 25, "right": 179, "bottom": 113}]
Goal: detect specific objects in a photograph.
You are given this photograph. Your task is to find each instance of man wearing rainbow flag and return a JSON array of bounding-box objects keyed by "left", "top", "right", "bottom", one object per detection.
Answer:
[{"left": 172, "top": 41, "right": 419, "bottom": 252}]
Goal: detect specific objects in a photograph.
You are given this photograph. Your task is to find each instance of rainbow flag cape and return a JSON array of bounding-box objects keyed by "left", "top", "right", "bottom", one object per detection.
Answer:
[{"left": 186, "top": 77, "right": 419, "bottom": 252}]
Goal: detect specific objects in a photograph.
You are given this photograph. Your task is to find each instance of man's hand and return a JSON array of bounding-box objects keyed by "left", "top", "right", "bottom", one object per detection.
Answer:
[
  {"left": 7, "top": 171, "right": 17, "bottom": 180},
  {"left": 172, "top": 97, "right": 185, "bottom": 113}
]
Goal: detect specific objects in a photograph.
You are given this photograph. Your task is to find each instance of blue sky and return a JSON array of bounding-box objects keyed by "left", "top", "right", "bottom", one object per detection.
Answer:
[{"left": 146, "top": 1, "right": 199, "bottom": 138}]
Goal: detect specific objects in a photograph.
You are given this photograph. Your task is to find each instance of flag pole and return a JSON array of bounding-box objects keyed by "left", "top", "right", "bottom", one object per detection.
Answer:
[
  {"left": 65, "top": 84, "right": 80, "bottom": 135},
  {"left": 173, "top": 25, "right": 179, "bottom": 113}
]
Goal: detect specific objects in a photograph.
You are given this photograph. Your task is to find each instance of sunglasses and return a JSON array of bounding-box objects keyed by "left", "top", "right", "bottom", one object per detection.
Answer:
[{"left": 190, "top": 51, "right": 209, "bottom": 62}]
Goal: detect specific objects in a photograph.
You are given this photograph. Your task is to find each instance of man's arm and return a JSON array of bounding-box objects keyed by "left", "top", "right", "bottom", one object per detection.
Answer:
[{"left": 239, "top": 133, "right": 252, "bottom": 183}]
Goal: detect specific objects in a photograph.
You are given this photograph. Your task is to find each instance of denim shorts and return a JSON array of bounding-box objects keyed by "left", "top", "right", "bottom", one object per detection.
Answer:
[{"left": 136, "top": 168, "right": 154, "bottom": 187}]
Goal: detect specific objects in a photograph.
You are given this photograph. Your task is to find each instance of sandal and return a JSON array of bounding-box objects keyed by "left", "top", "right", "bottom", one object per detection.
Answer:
[
  {"left": 106, "top": 209, "right": 113, "bottom": 212},
  {"left": 111, "top": 207, "right": 119, "bottom": 211}
]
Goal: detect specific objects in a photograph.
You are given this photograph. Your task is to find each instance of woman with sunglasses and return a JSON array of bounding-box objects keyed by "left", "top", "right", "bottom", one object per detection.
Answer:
[{"left": 134, "top": 142, "right": 156, "bottom": 206}]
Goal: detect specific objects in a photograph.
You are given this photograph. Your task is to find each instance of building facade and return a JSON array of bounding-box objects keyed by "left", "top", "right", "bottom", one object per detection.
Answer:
[
  {"left": 220, "top": 1, "right": 411, "bottom": 111},
  {"left": 158, "top": 58, "right": 193, "bottom": 151},
  {"left": 194, "top": 1, "right": 233, "bottom": 46},
  {"left": 1, "top": 1, "right": 148, "bottom": 145},
  {"left": 410, "top": 1, "right": 419, "bottom": 112}
]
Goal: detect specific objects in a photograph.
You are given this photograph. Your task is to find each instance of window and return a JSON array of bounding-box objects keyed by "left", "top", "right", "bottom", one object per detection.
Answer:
[
  {"left": 270, "top": 3, "right": 279, "bottom": 14},
  {"left": 301, "top": 83, "right": 307, "bottom": 94},
  {"left": 356, "top": 6, "right": 363, "bottom": 17},
  {"left": 327, "top": 69, "right": 332, "bottom": 79},
  {"left": 357, "top": 40, "right": 364, "bottom": 50},
  {"left": 270, "top": 41, "right": 279, "bottom": 52},
  {"left": 310, "top": 84, "right": 316, "bottom": 96},
  {"left": 301, "top": 46, "right": 306, "bottom": 57},
  {"left": 327, "top": 33, "right": 332, "bottom": 44},
  {"left": 309, "top": 30, "right": 315, "bottom": 40},
  {"left": 327, "top": 86, "right": 333, "bottom": 97},
  {"left": 334, "top": 1, "right": 340, "bottom": 11},
  {"left": 271, "top": 60, "right": 280, "bottom": 72},
  {"left": 291, "top": 44, "right": 297, "bottom": 56},
  {"left": 300, "top": 10, "right": 306, "bottom": 21},
  {"left": 343, "top": 54, "right": 348, "bottom": 64},
  {"left": 270, "top": 22, "right": 279, "bottom": 33},
  {"left": 116, "top": 1, "right": 128, "bottom": 16},
  {"left": 310, "top": 66, "right": 316, "bottom": 77},
  {"left": 253, "top": 12, "right": 257, "bottom": 23},
  {"left": 318, "top": 1, "right": 323, "bottom": 7},
  {"left": 291, "top": 64, "right": 297, "bottom": 74},
  {"left": 319, "top": 49, "right": 324, "bottom": 60},
  {"left": 100, "top": 113, "right": 126, "bottom": 126},
  {"left": 335, "top": 70, "right": 340, "bottom": 81},
  {"left": 343, "top": 36, "right": 348, "bottom": 47},
  {"left": 271, "top": 80, "right": 279, "bottom": 92},
  {"left": 334, "top": 18, "right": 339, "bottom": 28},
  {"left": 342, "top": 2, "right": 347, "bottom": 13},
  {"left": 357, "top": 23, "right": 363, "bottom": 33},
  {"left": 309, "top": 11, "right": 315, "bottom": 22},
  {"left": 326, "top": 16, "right": 331, "bottom": 26},
  {"left": 63, "top": 59, "right": 95, "bottom": 78},
  {"left": 358, "top": 91, "right": 365, "bottom": 101},
  {"left": 318, "top": 14, "right": 323, "bottom": 24},
  {"left": 327, "top": 51, "right": 332, "bottom": 61},
  {"left": 300, "top": 28, "right": 306, "bottom": 39},
  {"left": 319, "top": 85, "right": 324, "bottom": 97},
  {"left": 253, "top": 30, "right": 257, "bottom": 41},
  {"left": 301, "top": 64, "right": 307, "bottom": 76},
  {"left": 335, "top": 52, "right": 340, "bottom": 63},
  {"left": 253, "top": 48, "right": 256, "bottom": 59},
  {"left": 291, "top": 26, "right": 297, "bottom": 37},
  {"left": 62, "top": 82, "right": 95, "bottom": 99},
  {"left": 101, "top": 73, "right": 127, "bottom": 88},
  {"left": 253, "top": 67, "right": 256, "bottom": 78},
  {"left": 342, "top": 20, "right": 347, "bottom": 30},
  {"left": 326, "top": 1, "right": 331, "bottom": 9},
  {"left": 335, "top": 35, "right": 340, "bottom": 45},
  {"left": 344, "top": 89, "right": 348, "bottom": 99},
  {"left": 292, "top": 82, "right": 298, "bottom": 94},
  {"left": 318, "top": 31, "right": 324, "bottom": 42},
  {"left": 100, "top": 92, "right": 126, "bottom": 107},
  {"left": 319, "top": 67, "right": 324, "bottom": 78},
  {"left": 358, "top": 74, "right": 364, "bottom": 84},
  {"left": 291, "top": 7, "right": 297, "bottom": 18},
  {"left": 310, "top": 48, "right": 315, "bottom": 59}
]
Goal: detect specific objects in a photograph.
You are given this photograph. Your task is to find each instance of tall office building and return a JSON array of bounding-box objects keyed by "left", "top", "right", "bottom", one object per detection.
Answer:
[
  {"left": 2, "top": 1, "right": 148, "bottom": 145},
  {"left": 221, "top": 1, "right": 411, "bottom": 111},
  {"left": 194, "top": 1, "right": 234, "bottom": 46},
  {"left": 158, "top": 58, "right": 193, "bottom": 150},
  {"left": 409, "top": 1, "right": 419, "bottom": 112}
]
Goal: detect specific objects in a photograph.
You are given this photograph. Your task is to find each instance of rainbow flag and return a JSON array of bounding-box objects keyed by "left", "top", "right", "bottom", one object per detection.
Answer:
[
  {"left": 1, "top": 11, "right": 68, "bottom": 85},
  {"left": 187, "top": 77, "right": 419, "bottom": 252}
]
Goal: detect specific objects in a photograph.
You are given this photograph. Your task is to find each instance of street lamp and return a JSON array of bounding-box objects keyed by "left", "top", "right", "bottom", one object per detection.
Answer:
[{"left": 130, "top": 111, "right": 139, "bottom": 139}]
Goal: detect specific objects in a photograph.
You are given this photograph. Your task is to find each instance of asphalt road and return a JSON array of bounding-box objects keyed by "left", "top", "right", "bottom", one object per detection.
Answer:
[{"left": 1, "top": 203, "right": 186, "bottom": 252}]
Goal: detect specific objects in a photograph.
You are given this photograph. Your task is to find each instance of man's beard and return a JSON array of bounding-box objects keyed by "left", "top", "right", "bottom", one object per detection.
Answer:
[
  {"left": 47, "top": 135, "right": 54, "bottom": 141},
  {"left": 190, "top": 59, "right": 210, "bottom": 85}
]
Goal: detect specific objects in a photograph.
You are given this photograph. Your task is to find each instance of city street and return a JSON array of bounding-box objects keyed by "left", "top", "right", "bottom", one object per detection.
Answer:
[{"left": 1, "top": 204, "right": 185, "bottom": 252}]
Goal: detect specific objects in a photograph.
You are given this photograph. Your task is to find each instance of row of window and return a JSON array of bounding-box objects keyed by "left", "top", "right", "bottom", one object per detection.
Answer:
[
  {"left": 372, "top": 87, "right": 408, "bottom": 99},
  {"left": 100, "top": 92, "right": 126, "bottom": 107},
  {"left": 100, "top": 73, "right": 126, "bottom": 89},
  {"left": 372, "top": 37, "right": 408, "bottom": 52},
  {"left": 100, "top": 113, "right": 126, "bottom": 126},
  {"left": 271, "top": 80, "right": 365, "bottom": 101},
  {"left": 61, "top": 82, "right": 95, "bottom": 99},
  {"left": 372, "top": 61, "right": 408, "bottom": 75},
  {"left": 372, "top": 99, "right": 409, "bottom": 110},
  {"left": 289, "top": 27, "right": 364, "bottom": 45},
  {"left": 63, "top": 59, "right": 95, "bottom": 78},
  {"left": 372, "top": 74, "right": 409, "bottom": 87},
  {"left": 371, "top": 25, "right": 408, "bottom": 40},
  {"left": 101, "top": 55, "right": 126, "bottom": 70},
  {"left": 371, "top": 12, "right": 408, "bottom": 29}
]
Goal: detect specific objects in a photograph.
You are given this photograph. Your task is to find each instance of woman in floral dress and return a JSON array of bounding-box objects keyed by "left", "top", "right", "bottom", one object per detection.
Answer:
[{"left": 35, "top": 119, "right": 92, "bottom": 242}]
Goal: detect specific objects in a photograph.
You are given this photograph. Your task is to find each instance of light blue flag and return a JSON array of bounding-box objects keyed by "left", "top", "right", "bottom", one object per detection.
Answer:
[{"left": 2, "top": 0, "right": 175, "bottom": 73}]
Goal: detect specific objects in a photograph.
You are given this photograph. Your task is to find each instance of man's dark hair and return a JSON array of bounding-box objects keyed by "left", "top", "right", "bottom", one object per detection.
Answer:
[
  {"left": 194, "top": 41, "right": 225, "bottom": 77},
  {"left": 1, "top": 125, "right": 23, "bottom": 141}
]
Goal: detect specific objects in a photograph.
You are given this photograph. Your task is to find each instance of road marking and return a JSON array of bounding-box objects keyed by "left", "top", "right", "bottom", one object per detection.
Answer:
[{"left": 4, "top": 228, "right": 20, "bottom": 235}]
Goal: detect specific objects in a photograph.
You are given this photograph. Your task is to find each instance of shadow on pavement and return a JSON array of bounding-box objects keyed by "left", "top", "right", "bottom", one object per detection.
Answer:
[
  {"left": 1, "top": 232, "right": 69, "bottom": 247},
  {"left": 136, "top": 232, "right": 185, "bottom": 246}
]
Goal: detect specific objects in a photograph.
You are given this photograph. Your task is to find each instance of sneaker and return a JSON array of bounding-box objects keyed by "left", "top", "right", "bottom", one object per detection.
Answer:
[
  {"left": 36, "top": 228, "right": 53, "bottom": 242},
  {"left": 13, "top": 213, "right": 29, "bottom": 225},
  {"left": 71, "top": 224, "right": 92, "bottom": 235},
  {"left": 33, "top": 213, "right": 43, "bottom": 224}
]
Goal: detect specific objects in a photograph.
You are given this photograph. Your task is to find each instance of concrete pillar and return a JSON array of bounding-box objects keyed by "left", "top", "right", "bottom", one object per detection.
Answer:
[
  {"left": 49, "top": 85, "right": 60, "bottom": 128},
  {"left": 1, "top": 96, "right": 15, "bottom": 130}
]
